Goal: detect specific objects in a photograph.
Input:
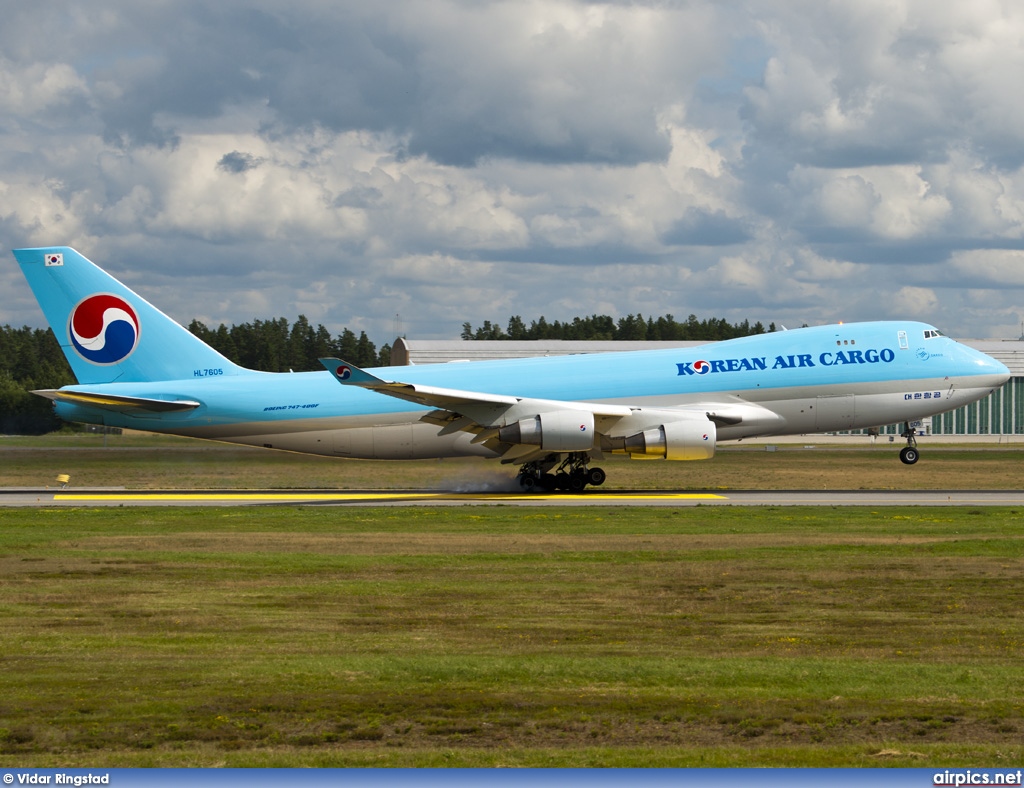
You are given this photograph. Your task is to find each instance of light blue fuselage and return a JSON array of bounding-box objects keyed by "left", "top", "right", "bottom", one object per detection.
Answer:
[{"left": 52, "top": 322, "right": 1007, "bottom": 459}]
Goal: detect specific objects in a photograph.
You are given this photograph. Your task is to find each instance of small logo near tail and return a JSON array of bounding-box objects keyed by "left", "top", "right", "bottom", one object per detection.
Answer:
[
  {"left": 68, "top": 294, "right": 140, "bottom": 365},
  {"left": 335, "top": 365, "right": 352, "bottom": 381}
]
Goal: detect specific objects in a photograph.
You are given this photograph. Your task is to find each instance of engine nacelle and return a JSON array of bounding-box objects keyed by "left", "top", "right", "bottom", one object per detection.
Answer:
[
  {"left": 611, "top": 419, "right": 716, "bottom": 460},
  {"left": 498, "top": 410, "right": 596, "bottom": 452}
]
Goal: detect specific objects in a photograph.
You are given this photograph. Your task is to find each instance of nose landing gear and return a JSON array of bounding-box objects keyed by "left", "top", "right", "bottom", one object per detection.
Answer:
[{"left": 899, "top": 422, "right": 920, "bottom": 465}]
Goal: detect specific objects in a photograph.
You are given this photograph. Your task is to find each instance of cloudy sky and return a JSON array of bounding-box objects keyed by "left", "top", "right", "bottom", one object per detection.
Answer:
[{"left": 3, "top": 1, "right": 1024, "bottom": 344}]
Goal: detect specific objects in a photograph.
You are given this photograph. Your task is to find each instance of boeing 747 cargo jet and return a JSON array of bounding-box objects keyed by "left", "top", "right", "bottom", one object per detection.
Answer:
[{"left": 13, "top": 247, "right": 1011, "bottom": 491}]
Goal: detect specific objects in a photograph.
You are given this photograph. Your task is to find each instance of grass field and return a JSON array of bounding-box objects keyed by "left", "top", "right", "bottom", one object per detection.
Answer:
[{"left": 1, "top": 504, "right": 1022, "bottom": 767}]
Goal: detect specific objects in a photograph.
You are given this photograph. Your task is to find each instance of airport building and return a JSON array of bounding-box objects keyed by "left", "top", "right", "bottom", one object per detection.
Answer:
[{"left": 390, "top": 337, "right": 1024, "bottom": 438}]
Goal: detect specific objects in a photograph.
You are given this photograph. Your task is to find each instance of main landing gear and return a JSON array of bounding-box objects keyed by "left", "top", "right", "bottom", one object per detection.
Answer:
[
  {"left": 899, "top": 422, "right": 920, "bottom": 465},
  {"left": 516, "top": 452, "right": 607, "bottom": 492}
]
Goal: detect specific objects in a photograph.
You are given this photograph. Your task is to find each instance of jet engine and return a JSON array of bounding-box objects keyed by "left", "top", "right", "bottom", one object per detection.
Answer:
[
  {"left": 608, "top": 419, "right": 716, "bottom": 460},
  {"left": 498, "top": 411, "right": 596, "bottom": 452}
]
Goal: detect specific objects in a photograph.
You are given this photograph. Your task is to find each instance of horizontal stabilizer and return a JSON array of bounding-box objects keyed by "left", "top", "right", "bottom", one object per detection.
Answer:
[{"left": 33, "top": 389, "right": 201, "bottom": 413}]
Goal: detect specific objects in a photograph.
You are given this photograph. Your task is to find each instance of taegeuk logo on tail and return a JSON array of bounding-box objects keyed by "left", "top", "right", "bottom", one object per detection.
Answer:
[{"left": 68, "top": 294, "right": 140, "bottom": 365}]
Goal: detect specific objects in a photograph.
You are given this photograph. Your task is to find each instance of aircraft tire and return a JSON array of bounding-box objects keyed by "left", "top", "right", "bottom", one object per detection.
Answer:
[
  {"left": 519, "top": 474, "right": 537, "bottom": 491},
  {"left": 568, "top": 473, "right": 587, "bottom": 492},
  {"left": 899, "top": 446, "right": 920, "bottom": 465},
  {"left": 587, "top": 467, "right": 607, "bottom": 486}
]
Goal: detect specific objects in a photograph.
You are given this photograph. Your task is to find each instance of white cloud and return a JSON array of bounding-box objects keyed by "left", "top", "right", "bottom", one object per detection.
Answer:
[
  {"left": 0, "top": 175, "right": 96, "bottom": 248},
  {"left": 883, "top": 285, "right": 939, "bottom": 319},
  {"left": 815, "top": 174, "right": 879, "bottom": 228},
  {"left": 924, "top": 150, "right": 1024, "bottom": 237},
  {"left": 950, "top": 249, "right": 1024, "bottom": 287},
  {"left": 792, "top": 164, "right": 951, "bottom": 239},
  {"left": 0, "top": 58, "right": 89, "bottom": 116}
]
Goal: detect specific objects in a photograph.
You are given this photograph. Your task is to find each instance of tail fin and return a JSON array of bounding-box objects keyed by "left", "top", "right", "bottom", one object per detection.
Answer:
[{"left": 13, "top": 246, "right": 247, "bottom": 384}]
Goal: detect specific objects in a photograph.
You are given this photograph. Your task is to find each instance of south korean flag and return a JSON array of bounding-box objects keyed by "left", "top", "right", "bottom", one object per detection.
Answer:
[{"left": 44, "top": 252, "right": 64, "bottom": 267}]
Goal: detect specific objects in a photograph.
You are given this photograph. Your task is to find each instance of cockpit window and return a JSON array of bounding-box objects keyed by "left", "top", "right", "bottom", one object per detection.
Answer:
[{"left": 923, "top": 329, "right": 945, "bottom": 339}]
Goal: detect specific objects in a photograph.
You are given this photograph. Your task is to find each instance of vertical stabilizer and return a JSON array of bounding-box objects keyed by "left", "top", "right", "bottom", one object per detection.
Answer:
[{"left": 13, "top": 246, "right": 247, "bottom": 384}]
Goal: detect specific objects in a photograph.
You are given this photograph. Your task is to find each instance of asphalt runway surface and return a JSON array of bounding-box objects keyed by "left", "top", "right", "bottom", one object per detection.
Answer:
[{"left": 3, "top": 487, "right": 1024, "bottom": 507}]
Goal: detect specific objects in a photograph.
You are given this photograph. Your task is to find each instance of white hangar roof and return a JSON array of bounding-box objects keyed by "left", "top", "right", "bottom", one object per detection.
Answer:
[
  {"left": 389, "top": 338, "right": 707, "bottom": 366},
  {"left": 391, "top": 336, "right": 1024, "bottom": 375}
]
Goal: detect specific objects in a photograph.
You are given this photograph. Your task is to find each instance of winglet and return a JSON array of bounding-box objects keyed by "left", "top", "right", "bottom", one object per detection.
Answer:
[{"left": 319, "top": 358, "right": 387, "bottom": 387}]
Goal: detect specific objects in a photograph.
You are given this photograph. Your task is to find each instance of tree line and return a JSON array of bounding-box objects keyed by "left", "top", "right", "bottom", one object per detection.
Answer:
[
  {"left": 186, "top": 316, "right": 389, "bottom": 373},
  {"left": 462, "top": 313, "right": 774, "bottom": 341},
  {"left": 0, "top": 325, "right": 74, "bottom": 433}
]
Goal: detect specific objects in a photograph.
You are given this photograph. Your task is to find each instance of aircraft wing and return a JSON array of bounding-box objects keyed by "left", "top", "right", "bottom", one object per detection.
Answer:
[
  {"left": 319, "top": 359, "right": 783, "bottom": 463},
  {"left": 33, "top": 389, "right": 201, "bottom": 413},
  {"left": 319, "top": 358, "right": 635, "bottom": 458}
]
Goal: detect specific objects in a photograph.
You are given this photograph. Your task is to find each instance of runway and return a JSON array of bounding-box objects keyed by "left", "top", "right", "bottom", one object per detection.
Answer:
[{"left": 3, "top": 487, "right": 1024, "bottom": 507}]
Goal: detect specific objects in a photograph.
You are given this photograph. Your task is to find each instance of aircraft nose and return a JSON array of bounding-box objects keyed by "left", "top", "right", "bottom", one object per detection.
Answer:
[{"left": 967, "top": 346, "right": 1010, "bottom": 384}]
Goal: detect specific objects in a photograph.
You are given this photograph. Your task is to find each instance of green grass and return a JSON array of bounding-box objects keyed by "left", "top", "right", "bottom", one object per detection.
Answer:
[{"left": 1, "top": 506, "right": 1023, "bottom": 766}]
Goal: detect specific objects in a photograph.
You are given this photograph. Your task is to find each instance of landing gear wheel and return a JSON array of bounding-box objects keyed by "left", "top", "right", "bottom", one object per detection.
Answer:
[
  {"left": 519, "top": 474, "right": 537, "bottom": 491},
  {"left": 899, "top": 421, "right": 920, "bottom": 465},
  {"left": 517, "top": 452, "right": 608, "bottom": 493}
]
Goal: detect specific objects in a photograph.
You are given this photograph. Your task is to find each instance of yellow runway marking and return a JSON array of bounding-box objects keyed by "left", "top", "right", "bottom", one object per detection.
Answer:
[
  {"left": 55, "top": 492, "right": 726, "bottom": 502},
  {"left": 56, "top": 493, "right": 437, "bottom": 502}
]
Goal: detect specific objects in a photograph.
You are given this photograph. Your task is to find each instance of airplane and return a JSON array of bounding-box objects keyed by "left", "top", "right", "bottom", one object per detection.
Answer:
[{"left": 12, "top": 246, "right": 1012, "bottom": 491}]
